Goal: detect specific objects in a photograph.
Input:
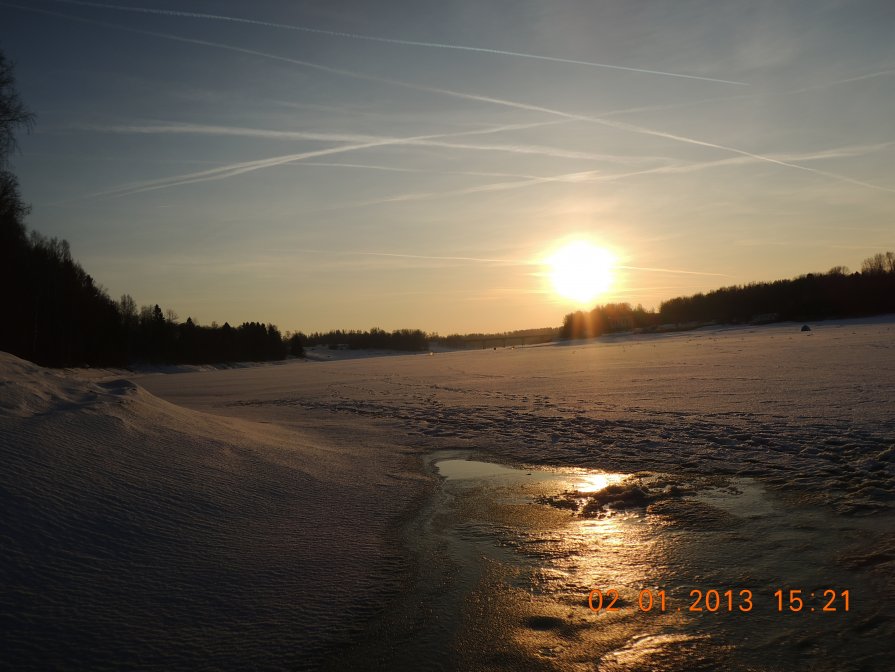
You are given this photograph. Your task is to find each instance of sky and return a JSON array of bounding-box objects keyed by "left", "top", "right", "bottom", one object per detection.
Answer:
[{"left": 1, "top": 0, "right": 893, "bottom": 335}]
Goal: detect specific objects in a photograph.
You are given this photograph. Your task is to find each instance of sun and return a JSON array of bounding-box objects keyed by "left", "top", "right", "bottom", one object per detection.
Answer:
[{"left": 546, "top": 241, "right": 615, "bottom": 304}]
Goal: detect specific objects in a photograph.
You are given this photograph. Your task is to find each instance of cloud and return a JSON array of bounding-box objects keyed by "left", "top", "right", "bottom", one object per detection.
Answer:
[
  {"left": 13, "top": 2, "right": 893, "bottom": 195},
  {"left": 265, "top": 248, "right": 726, "bottom": 278},
  {"left": 88, "top": 121, "right": 566, "bottom": 198},
  {"left": 615, "top": 265, "right": 727, "bottom": 277},
  {"left": 792, "top": 67, "right": 895, "bottom": 94},
  {"left": 45, "top": 0, "right": 748, "bottom": 85},
  {"left": 315, "top": 140, "right": 895, "bottom": 211},
  {"left": 73, "top": 120, "right": 652, "bottom": 164},
  {"left": 354, "top": 251, "right": 523, "bottom": 265},
  {"left": 293, "top": 162, "right": 545, "bottom": 181},
  {"left": 773, "top": 142, "right": 895, "bottom": 163}
]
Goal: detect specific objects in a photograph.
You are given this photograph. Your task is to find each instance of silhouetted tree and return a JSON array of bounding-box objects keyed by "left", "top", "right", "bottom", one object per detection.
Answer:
[
  {"left": 655, "top": 257, "right": 895, "bottom": 327},
  {"left": 862, "top": 251, "right": 895, "bottom": 275},
  {"left": 288, "top": 332, "right": 305, "bottom": 357},
  {"left": 0, "top": 52, "right": 35, "bottom": 165},
  {"left": 0, "top": 50, "right": 37, "bottom": 360},
  {"left": 304, "top": 327, "right": 429, "bottom": 351}
]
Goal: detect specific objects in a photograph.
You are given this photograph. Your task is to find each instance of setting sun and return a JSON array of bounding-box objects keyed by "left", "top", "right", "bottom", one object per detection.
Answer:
[{"left": 547, "top": 241, "right": 615, "bottom": 304}]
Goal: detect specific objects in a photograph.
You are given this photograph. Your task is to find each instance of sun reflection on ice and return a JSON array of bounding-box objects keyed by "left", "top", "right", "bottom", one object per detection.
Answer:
[
  {"left": 574, "top": 472, "right": 626, "bottom": 493},
  {"left": 435, "top": 458, "right": 750, "bottom": 669}
]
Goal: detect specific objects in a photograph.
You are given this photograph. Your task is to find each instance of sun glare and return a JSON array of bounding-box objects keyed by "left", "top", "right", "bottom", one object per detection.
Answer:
[{"left": 547, "top": 241, "right": 615, "bottom": 304}]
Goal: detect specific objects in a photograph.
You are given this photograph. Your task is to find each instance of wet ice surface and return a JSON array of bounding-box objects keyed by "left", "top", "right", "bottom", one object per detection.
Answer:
[
  {"left": 221, "top": 319, "right": 895, "bottom": 515},
  {"left": 3, "top": 319, "right": 892, "bottom": 670},
  {"left": 157, "top": 319, "right": 893, "bottom": 669},
  {"left": 435, "top": 457, "right": 894, "bottom": 671}
]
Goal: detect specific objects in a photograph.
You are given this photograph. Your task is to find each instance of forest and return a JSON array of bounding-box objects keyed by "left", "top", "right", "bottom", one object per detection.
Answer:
[
  {"left": 560, "top": 255, "right": 895, "bottom": 340},
  {"left": 300, "top": 328, "right": 429, "bottom": 352}
]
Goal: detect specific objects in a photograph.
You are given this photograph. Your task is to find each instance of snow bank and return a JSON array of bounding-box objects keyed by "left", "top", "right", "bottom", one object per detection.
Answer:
[{"left": 0, "top": 352, "right": 423, "bottom": 670}]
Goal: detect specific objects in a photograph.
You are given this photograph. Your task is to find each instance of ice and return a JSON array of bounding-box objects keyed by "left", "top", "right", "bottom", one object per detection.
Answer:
[{"left": 2, "top": 317, "right": 893, "bottom": 669}]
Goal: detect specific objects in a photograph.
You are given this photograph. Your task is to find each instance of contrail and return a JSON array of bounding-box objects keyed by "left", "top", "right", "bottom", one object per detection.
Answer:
[
  {"left": 792, "top": 67, "right": 895, "bottom": 94},
  {"left": 90, "top": 121, "right": 566, "bottom": 197},
  {"left": 405, "top": 83, "right": 895, "bottom": 194},
  {"left": 353, "top": 252, "right": 730, "bottom": 279},
  {"left": 75, "top": 121, "right": 651, "bottom": 164},
  {"left": 77, "top": 121, "right": 560, "bottom": 145},
  {"left": 44, "top": 0, "right": 748, "bottom": 86},
  {"left": 357, "top": 251, "right": 520, "bottom": 265},
  {"left": 299, "top": 250, "right": 728, "bottom": 278},
  {"left": 10, "top": 3, "right": 891, "bottom": 195},
  {"left": 616, "top": 265, "right": 728, "bottom": 277},
  {"left": 317, "top": 168, "right": 612, "bottom": 211},
  {"left": 298, "top": 162, "right": 546, "bottom": 181},
  {"left": 320, "top": 137, "right": 895, "bottom": 211}
]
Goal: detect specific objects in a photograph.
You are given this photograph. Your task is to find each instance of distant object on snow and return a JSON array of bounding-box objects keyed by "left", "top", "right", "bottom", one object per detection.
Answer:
[{"left": 801, "top": 324, "right": 811, "bottom": 332}]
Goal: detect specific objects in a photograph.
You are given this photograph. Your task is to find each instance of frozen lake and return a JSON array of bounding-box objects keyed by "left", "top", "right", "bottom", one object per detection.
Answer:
[{"left": 2, "top": 318, "right": 893, "bottom": 669}]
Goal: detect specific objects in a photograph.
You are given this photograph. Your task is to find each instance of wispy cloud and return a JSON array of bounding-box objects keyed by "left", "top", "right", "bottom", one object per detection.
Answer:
[
  {"left": 420, "top": 88, "right": 895, "bottom": 193},
  {"left": 355, "top": 251, "right": 522, "bottom": 265},
  {"left": 318, "top": 168, "right": 609, "bottom": 211},
  {"left": 317, "top": 140, "right": 895, "bottom": 211},
  {"left": 773, "top": 142, "right": 895, "bottom": 162},
  {"left": 72, "top": 121, "right": 651, "bottom": 164},
  {"left": 290, "top": 249, "right": 727, "bottom": 278},
  {"left": 791, "top": 67, "right": 895, "bottom": 94},
  {"left": 12, "top": 2, "right": 893, "bottom": 195},
  {"left": 45, "top": 0, "right": 748, "bottom": 85},
  {"left": 615, "top": 265, "right": 727, "bottom": 277},
  {"left": 296, "top": 162, "right": 545, "bottom": 181},
  {"left": 87, "top": 121, "right": 564, "bottom": 198}
]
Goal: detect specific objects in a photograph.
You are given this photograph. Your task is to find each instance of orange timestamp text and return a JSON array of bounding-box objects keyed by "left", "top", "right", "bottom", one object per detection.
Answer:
[{"left": 587, "top": 588, "right": 850, "bottom": 614}]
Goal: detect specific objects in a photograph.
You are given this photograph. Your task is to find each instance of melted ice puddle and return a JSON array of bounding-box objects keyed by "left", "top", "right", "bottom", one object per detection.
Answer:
[
  {"left": 436, "top": 458, "right": 556, "bottom": 482},
  {"left": 435, "top": 458, "right": 624, "bottom": 492},
  {"left": 428, "top": 456, "right": 893, "bottom": 671}
]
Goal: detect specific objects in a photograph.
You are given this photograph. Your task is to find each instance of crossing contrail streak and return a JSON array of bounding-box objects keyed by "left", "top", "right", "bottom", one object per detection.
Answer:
[
  {"left": 45, "top": 0, "right": 748, "bottom": 85},
  {"left": 9, "top": 3, "right": 891, "bottom": 195},
  {"left": 320, "top": 136, "right": 895, "bottom": 212},
  {"left": 402, "top": 83, "right": 895, "bottom": 194},
  {"left": 76, "top": 121, "right": 646, "bottom": 164},
  {"left": 321, "top": 251, "right": 730, "bottom": 278},
  {"left": 90, "top": 121, "right": 565, "bottom": 197}
]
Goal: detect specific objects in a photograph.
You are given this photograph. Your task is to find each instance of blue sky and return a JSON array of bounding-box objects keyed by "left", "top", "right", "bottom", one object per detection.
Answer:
[{"left": 2, "top": 0, "right": 893, "bottom": 333}]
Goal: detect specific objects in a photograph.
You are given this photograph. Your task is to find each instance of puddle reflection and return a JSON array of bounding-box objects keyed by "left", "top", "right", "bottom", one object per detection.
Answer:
[
  {"left": 574, "top": 472, "right": 626, "bottom": 493},
  {"left": 433, "top": 456, "right": 890, "bottom": 671}
]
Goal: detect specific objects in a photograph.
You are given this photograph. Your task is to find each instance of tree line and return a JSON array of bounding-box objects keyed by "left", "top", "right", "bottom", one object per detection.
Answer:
[
  {"left": 117, "top": 301, "right": 296, "bottom": 365},
  {"left": 300, "top": 327, "right": 429, "bottom": 351},
  {"left": 437, "top": 327, "right": 560, "bottom": 348},
  {"left": 1, "top": 213, "right": 296, "bottom": 367},
  {"left": 561, "top": 257, "right": 895, "bottom": 340},
  {"left": 0, "top": 51, "right": 295, "bottom": 368}
]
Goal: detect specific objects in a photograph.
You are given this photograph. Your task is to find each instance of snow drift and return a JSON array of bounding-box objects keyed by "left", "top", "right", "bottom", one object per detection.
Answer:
[{"left": 0, "top": 352, "right": 418, "bottom": 671}]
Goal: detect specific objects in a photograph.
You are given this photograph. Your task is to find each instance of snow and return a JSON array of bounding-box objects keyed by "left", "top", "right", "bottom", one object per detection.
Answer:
[
  {"left": 0, "top": 352, "right": 426, "bottom": 670},
  {"left": 2, "top": 317, "right": 893, "bottom": 669}
]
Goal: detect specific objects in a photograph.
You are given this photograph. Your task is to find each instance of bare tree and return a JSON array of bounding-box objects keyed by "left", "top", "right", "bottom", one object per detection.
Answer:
[
  {"left": 119, "top": 294, "right": 138, "bottom": 326},
  {"left": 0, "top": 51, "right": 36, "bottom": 167},
  {"left": 861, "top": 252, "right": 894, "bottom": 275}
]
